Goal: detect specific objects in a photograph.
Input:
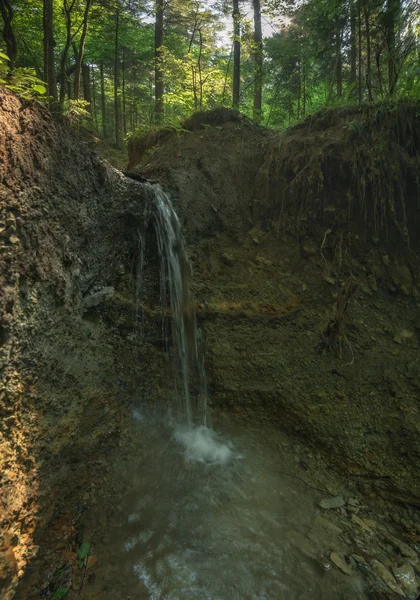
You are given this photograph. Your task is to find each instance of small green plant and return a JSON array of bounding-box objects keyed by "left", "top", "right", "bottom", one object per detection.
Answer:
[
  {"left": 62, "top": 99, "right": 92, "bottom": 133},
  {"left": 0, "top": 50, "right": 47, "bottom": 100},
  {"left": 51, "top": 589, "right": 69, "bottom": 600},
  {"left": 76, "top": 541, "right": 91, "bottom": 568}
]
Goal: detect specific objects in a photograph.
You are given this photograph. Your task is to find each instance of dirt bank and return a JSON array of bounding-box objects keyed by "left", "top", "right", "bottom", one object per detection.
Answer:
[
  {"left": 1, "top": 93, "right": 420, "bottom": 599},
  {"left": 0, "top": 90, "right": 148, "bottom": 597},
  {"left": 134, "top": 103, "right": 420, "bottom": 505}
]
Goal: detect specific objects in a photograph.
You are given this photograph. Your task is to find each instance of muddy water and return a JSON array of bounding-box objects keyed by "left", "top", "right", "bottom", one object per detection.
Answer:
[{"left": 85, "top": 410, "right": 366, "bottom": 600}]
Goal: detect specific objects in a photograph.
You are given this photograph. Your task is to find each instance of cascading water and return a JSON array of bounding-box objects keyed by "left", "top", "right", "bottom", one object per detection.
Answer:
[
  {"left": 136, "top": 183, "right": 208, "bottom": 428},
  {"left": 84, "top": 181, "right": 367, "bottom": 600}
]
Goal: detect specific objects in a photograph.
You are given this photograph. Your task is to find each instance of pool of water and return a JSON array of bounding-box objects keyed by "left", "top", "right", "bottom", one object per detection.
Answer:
[{"left": 85, "top": 410, "right": 366, "bottom": 599}]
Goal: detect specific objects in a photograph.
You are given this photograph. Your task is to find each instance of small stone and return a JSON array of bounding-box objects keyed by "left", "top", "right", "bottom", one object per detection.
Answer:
[
  {"left": 83, "top": 492, "right": 90, "bottom": 501},
  {"left": 302, "top": 283, "right": 308, "bottom": 292},
  {"left": 371, "top": 560, "right": 405, "bottom": 597},
  {"left": 256, "top": 255, "right": 272, "bottom": 266},
  {"left": 347, "top": 498, "right": 360, "bottom": 507},
  {"left": 302, "top": 244, "right": 317, "bottom": 256},
  {"left": 322, "top": 273, "right": 335, "bottom": 285},
  {"left": 313, "top": 515, "right": 343, "bottom": 534},
  {"left": 5, "top": 216, "right": 16, "bottom": 227},
  {"left": 383, "top": 532, "right": 417, "bottom": 561},
  {"left": 382, "top": 254, "right": 389, "bottom": 266},
  {"left": 393, "top": 563, "right": 418, "bottom": 598},
  {"left": 319, "top": 496, "right": 345, "bottom": 509},
  {"left": 221, "top": 253, "right": 234, "bottom": 266},
  {"left": 9, "top": 235, "right": 19, "bottom": 244},
  {"left": 87, "top": 555, "right": 98, "bottom": 569},
  {"left": 82, "top": 286, "right": 115, "bottom": 309},
  {"left": 351, "top": 553, "right": 367, "bottom": 566},
  {"left": 367, "top": 274, "right": 377, "bottom": 291},
  {"left": 318, "top": 556, "right": 332, "bottom": 571},
  {"left": 330, "top": 551, "right": 353, "bottom": 576},
  {"left": 288, "top": 531, "right": 318, "bottom": 560},
  {"left": 351, "top": 514, "right": 376, "bottom": 531}
]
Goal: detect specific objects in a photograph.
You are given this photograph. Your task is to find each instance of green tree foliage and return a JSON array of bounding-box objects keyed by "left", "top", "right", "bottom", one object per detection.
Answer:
[{"left": 0, "top": 0, "right": 418, "bottom": 136}]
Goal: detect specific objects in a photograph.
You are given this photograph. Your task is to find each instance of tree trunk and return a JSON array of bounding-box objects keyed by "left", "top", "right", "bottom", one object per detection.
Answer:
[
  {"left": 74, "top": 0, "right": 92, "bottom": 100},
  {"left": 43, "top": 0, "right": 57, "bottom": 101},
  {"left": 364, "top": 5, "right": 373, "bottom": 101},
  {"left": 114, "top": 6, "right": 121, "bottom": 148},
  {"left": 357, "top": 0, "right": 362, "bottom": 103},
  {"left": 82, "top": 61, "right": 91, "bottom": 112},
  {"left": 335, "top": 22, "right": 342, "bottom": 97},
  {"left": 91, "top": 64, "right": 97, "bottom": 128},
  {"left": 252, "top": 0, "right": 263, "bottom": 122},
  {"left": 100, "top": 61, "right": 107, "bottom": 138},
  {"left": 350, "top": 0, "right": 357, "bottom": 89},
  {"left": 59, "top": 0, "right": 75, "bottom": 105},
  {"left": 155, "top": 0, "right": 164, "bottom": 123},
  {"left": 297, "top": 58, "right": 301, "bottom": 119},
  {"left": 122, "top": 46, "right": 127, "bottom": 136},
  {"left": 0, "top": 0, "right": 17, "bottom": 69},
  {"left": 386, "top": 0, "right": 400, "bottom": 94},
  {"left": 198, "top": 29, "right": 203, "bottom": 108},
  {"left": 232, "top": 0, "right": 241, "bottom": 108}
]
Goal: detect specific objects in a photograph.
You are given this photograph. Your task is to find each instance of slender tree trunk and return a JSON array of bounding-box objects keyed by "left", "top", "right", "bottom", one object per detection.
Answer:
[
  {"left": 100, "top": 61, "right": 107, "bottom": 138},
  {"left": 43, "top": 0, "right": 57, "bottom": 101},
  {"left": 252, "top": 0, "right": 263, "bottom": 122},
  {"left": 192, "top": 66, "right": 198, "bottom": 108},
  {"left": 74, "top": 0, "right": 92, "bottom": 100},
  {"left": 59, "top": 1, "right": 75, "bottom": 105},
  {"left": 0, "top": 0, "right": 17, "bottom": 69},
  {"left": 198, "top": 29, "right": 203, "bottom": 108},
  {"left": 155, "top": 0, "right": 164, "bottom": 123},
  {"left": 82, "top": 62, "right": 91, "bottom": 112},
  {"left": 357, "top": 0, "right": 362, "bottom": 103},
  {"left": 297, "top": 58, "right": 301, "bottom": 119},
  {"left": 232, "top": 0, "right": 241, "bottom": 109},
  {"left": 376, "top": 47, "right": 384, "bottom": 95},
  {"left": 335, "top": 22, "right": 342, "bottom": 97},
  {"left": 114, "top": 6, "right": 121, "bottom": 147},
  {"left": 91, "top": 64, "right": 97, "bottom": 128},
  {"left": 386, "top": 0, "right": 399, "bottom": 94},
  {"left": 122, "top": 46, "right": 127, "bottom": 135},
  {"left": 302, "top": 56, "right": 306, "bottom": 117},
  {"left": 350, "top": 0, "right": 357, "bottom": 89},
  {"left": 364, "top": 5, "right": 373, "bottom": 100}
]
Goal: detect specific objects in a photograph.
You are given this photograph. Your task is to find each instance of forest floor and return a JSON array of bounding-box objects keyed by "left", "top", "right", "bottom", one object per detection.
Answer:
[{"left": 1, "top": 94, "right": 420, "bottom": 599}]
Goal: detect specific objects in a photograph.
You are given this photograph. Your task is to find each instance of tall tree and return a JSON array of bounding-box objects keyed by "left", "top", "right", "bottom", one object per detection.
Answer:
[
  {"left": 0, "top": 0, "right": 17, "bottom": 69},
  {"left": 114, "top": 4, "right": 121, "bottom": 147},
  {"left": 253, "top": 0, "right": 263, "bottom": 122},
  {"left": 232, "top": 0, "right": 241, "bottom": 108},
  {"left": 385, "top": 0, "right": 400, "bottom": 94},
  {"left": 59, "top": 0, "right": 77, "bottom": 105},
  {"left": 74, "top": 0, "right": 93, "bottom": 100},
  {"left": 155, "top": 0, "right": 164, "bottom": 122},
  {"left": 43, "top": 0, "right": 57, "bottom": 101}
]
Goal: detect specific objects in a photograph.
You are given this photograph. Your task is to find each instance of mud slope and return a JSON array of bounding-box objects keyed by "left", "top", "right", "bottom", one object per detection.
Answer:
[
  {"left": 0, "top": 90, "right": 147, "bottom": 596},
  {"left": 137, "top": 104, "right": 420, "bottom": 503}
]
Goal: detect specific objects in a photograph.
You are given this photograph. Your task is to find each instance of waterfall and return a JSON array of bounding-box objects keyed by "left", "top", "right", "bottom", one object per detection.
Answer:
[{"left": 136, "top": 184, "right": 208, "bottom": 427}]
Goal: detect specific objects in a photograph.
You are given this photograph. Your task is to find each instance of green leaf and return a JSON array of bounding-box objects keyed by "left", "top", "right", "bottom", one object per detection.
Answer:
[
  {"left": 0, "top": 51, "right": 9, "bottom": 61},
  {"left": 51, "top": 589, "right": 69, "bottom": 600},
  {"left": 76, "top": 541, "right": 90, "bottom": 568},
  {"left": 32, "top": 84, "right": 47, "bottom": 94}
]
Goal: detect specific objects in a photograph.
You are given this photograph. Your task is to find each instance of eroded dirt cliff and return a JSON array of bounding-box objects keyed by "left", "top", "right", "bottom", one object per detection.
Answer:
[
  {"left": 0, "top": 90, "right": 149, "bottom": 597},
  {"left": 1, "top": 93, "right": 420, "bottom": 599},
  {"left": 133, "top": 104, "right": 420, "bottom": 504}
]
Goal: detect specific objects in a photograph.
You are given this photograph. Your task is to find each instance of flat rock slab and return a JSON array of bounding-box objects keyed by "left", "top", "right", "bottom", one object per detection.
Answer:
[{"left": 319, "top": 496, "right": 346, "bottom": 509}]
